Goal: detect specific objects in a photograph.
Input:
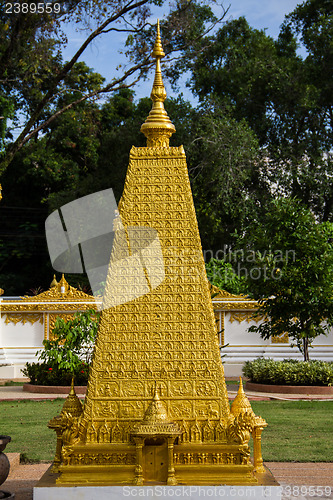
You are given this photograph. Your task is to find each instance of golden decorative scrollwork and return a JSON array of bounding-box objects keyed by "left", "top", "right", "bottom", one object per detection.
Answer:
[
  {"left": 3, "top": 312, "right": 43, "bottom": 326},
  {"left": 1, "top": 302, "right": 99, "bottom": 313},
  {"left": 21, "top": 274, "right": 97, "bottom": 303},
  {"left": 228, "top": 311, "right": 263, "bottom": 324},
  {"left": 271, "top": 333, "right": 289, "bottom": 343}
]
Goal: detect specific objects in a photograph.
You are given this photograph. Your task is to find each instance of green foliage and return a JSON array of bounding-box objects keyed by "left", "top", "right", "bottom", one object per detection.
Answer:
[
  {"left": 206, "top": 258, "right": 248, "bottom": 295},
  {"left": 1, "top": 88, "right": 264, "bottom": 293},
  {"left": 22, "top": 361, "right": 89, "bottom": 386},
  {"left": 243, "top": 358, "right": 333, "bottom": 386},
  {"left": 37, "top": 309, "right": 99, "bottom": 372},
  {"left": 188, "top": 5, "right": 333, "bottom": 224},
  {"left": 235, "top": 197, "right": 333, "bottom": 360},
  {"left": 0, "top": 0, "right": 222, "bottom": 173},
  {"left": 186, "top": 105, "right": 264, "bottom": 250},
  {"left": 22, "top": 309, "right": 99, "bottom": 384}
]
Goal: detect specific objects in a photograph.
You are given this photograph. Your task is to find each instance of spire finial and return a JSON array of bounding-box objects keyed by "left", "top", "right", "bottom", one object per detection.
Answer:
[
  {"left": 140, "top": 20, "right": 176, "bottom": 147},
  {"left": 230, "top": 377, "right": 255, "bottom": 417}
]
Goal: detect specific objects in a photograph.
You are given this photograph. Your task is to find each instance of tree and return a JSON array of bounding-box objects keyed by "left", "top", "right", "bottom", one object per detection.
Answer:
[
  {"left": 184, "top": 102, "right": 266, "bottom": 251},
  {"left": 0, "top": 82, "right": 268, "bottom": 293},
  {"left": 205, "top": 258, "right": 248, "bottom": 295},
  {"left": 277, "top": 0, "right": 333, "bottom": 220},
  {"left": 0, "top": 0, "right": 225, "bottom": 172},
  {"left": 187, "top": 5, "right": 333, "bottom": 223},
  {"left": 234, "top": 197, "right": 333, "bottom": 361},
  {"left": 38, "top": 309, "right": 100, "bottom": 372},
  {"left": 22, "top": 308, "right": 100, "bottom": 385},
  {"left": 0, "top": 61, "right": 106, "bottom": 294}
]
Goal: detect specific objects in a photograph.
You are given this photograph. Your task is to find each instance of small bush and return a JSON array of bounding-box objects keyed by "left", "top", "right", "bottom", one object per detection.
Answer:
[
  {"left": 243, "top": 358, "right": 333, "bottom": 386},
  {"left": 22, "top": 361, "right": 89, "bottom": 386},
  {"left": 23, "top": 309, "right": 99, "bottom": 386}
]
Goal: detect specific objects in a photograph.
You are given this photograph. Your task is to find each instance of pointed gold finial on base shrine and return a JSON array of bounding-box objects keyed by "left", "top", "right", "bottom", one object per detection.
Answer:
[
  {"left": 48, "top": 378, "right": 83, "bottom": 472},
  {"left": 231, "top": 377, "right": 255, "bottom": 417},
  {"left": 61, "top": 378, "right": 83, "bottom": 418},
  {"left": 140, "top": 20, "right": 176, "bottom": 147}
]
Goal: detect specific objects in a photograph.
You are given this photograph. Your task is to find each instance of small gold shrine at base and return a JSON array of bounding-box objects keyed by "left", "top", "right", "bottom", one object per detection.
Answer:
[{"left": 49, "top": 22, "right": 267, "bottom": 486}]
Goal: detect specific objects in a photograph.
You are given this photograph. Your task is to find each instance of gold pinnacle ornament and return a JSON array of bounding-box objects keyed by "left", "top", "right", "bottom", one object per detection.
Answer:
[
  {"left": 140, "top": 20, "right": 175, "bottom": 147},
  {"left": 50, "top": 23, "right": 267, "bottom": 486}
]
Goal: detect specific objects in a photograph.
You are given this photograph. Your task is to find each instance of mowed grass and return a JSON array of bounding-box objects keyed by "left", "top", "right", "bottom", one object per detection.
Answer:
[
  {"left": 0, "top": 399, "right": 332, "bottom": 463},
  {"left": 251, "top": 400, "right": 333, "bottom": 462},
  {"left": 0, "top": 399, "right": 64, "bottom": 462}
]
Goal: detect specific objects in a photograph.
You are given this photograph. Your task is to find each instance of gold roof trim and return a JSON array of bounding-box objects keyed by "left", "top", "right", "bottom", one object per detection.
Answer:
[
  {"left": 140, "top": 20, "right": 176, "bottom": 148},
  {"left": 21, "top": 274, "right": 95, "bottom": 302},
  {"left": 209, "top": 283, "right": 251, "bottom": 301}
]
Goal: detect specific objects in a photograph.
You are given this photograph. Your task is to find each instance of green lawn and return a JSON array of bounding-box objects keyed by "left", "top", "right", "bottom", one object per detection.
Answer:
[
  {"left": 252, "top": 400, "right": 333, "bottom": 462},
  {"left": 0, "top": 399, "right": 332, "bottom": 463},
  {"left": 0, "top": 399, "right": 64, "bottom": 462}
]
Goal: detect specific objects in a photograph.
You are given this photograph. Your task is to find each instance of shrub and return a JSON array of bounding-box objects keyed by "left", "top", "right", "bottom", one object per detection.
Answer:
[
  {"left": 22, "top": 362, "right": 89, "bottom": 386},
  {"left": 243, "top": 357, "right": 333, "bottom": 386},
  {"left": 23, "top": 309, "right": 100, "bottom": 385}
]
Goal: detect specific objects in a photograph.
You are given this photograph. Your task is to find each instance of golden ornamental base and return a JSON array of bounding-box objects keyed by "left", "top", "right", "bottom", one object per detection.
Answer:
[{"left": 34, "top": 464, "right": 281, "bottom": 500}]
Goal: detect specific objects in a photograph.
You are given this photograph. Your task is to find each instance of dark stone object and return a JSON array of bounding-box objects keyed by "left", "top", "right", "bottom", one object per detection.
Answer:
[{"left": 0, "top": 436, "right": 14, "bottom": 499}]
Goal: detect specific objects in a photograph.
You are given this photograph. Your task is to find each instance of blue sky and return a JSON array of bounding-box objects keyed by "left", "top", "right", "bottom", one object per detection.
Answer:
[{"left": 62, "top": 0, "right": 303, "bottom": 102}]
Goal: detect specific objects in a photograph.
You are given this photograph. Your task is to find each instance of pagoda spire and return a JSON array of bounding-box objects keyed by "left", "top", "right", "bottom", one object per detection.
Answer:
[{"left": 140, "top": 20, "right": 176, "bottom": 147}]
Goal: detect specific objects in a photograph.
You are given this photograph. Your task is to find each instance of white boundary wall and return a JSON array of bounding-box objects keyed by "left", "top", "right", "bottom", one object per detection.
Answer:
[{"left": 1, "top": 287, "right": 332, "bottom": 378}]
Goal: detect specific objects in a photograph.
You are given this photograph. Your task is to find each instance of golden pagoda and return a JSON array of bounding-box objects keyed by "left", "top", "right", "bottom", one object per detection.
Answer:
[{"left": 50, "top": 22, "right": 268, "bottom": 486}]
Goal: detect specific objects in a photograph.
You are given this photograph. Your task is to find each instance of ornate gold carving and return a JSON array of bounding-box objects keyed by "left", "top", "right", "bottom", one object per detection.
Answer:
[
  {"left": 229, "top": 311, "right": 263, "bottom": 324},
  {"left": 62, "top": 379, "right": 84, "bottom": 417},
  {"left": 271, "top": 333, "right": 289, "bottom": 343},
  {"left": 20, "top": 274, "right": 97, "bottom": 303},
  {"left": 2, "top": 312, "right": 43, "bottom": 325},
  {"left": 1, "top": 302, "right": 99, "bottom": 313},
  {"left": 215, "top": 301, "right": 258, "bottom": 311},
  {"left": 210, "top": 284, "right": 258, "bottom": 311},
  {"left": 48, "top": 379, "right": 83, "bottom": 472},
  {"left": 44, "top": 313, "right": 48, "bottom": 340},
  {"left": 209, "top": 283, "right": 248, "bottom": 300},
  {"left": 230, "top": 378, "right": 255, "bottom": 418}
]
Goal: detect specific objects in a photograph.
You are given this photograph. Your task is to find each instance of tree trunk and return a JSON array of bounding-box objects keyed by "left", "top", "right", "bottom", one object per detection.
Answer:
[{"left": 303, "top": 337, "right": 309, "bottom": 361}]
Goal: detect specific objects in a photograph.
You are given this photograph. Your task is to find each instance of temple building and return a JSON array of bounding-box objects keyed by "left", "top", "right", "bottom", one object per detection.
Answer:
[{"left": 49, "top": 23, "right": 269, "bottom": 486}]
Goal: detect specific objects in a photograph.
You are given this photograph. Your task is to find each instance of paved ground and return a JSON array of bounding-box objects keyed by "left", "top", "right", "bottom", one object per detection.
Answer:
[
  {"left": 5, "top": 462, "right": 333, "bottom": 500},
  {"left": 1, "top": 384, "right": 333, "bottom": 402},
  {"left": 1, "top": 384, "right": 333, "bottom": 499}
]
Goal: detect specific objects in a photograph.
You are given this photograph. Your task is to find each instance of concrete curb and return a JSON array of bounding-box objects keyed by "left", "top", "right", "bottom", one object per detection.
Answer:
[
  {"left": 246, "top": 381, "right": 333, "bottom": 395},
  {"left": 23, "top": 384, "right": 86, "bottom": 394}
]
